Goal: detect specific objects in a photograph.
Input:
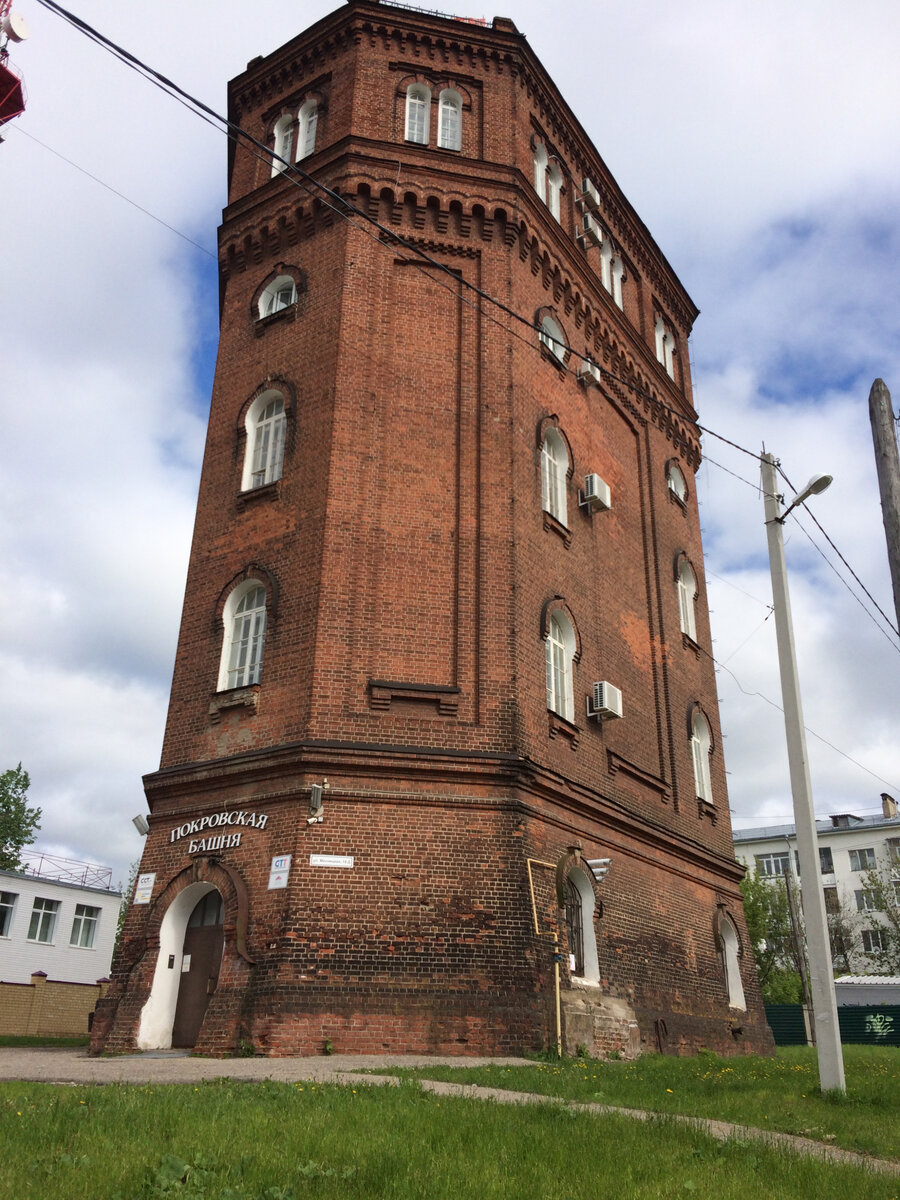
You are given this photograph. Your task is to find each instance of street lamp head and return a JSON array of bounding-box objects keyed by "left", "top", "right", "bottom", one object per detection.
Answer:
[{"left": 792, "top": 473, "right": 833, "bottom": 507}]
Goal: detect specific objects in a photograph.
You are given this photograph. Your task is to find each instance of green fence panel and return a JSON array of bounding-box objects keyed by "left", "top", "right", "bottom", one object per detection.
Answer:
[
  {"left": 837, "top": 1005, "right": 900, "bottom": 1046},
  {"left": 764, "top": 1004, "right": 808, "bottom": 1045}
]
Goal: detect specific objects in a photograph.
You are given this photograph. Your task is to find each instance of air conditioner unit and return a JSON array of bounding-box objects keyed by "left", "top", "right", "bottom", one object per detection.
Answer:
[
  {"left": 581, "top": 177, "right": 601, "bottom": 209},
  {"left": 579, "top": 473, "right": 611, "bottom": 512},
  {"left": 580, "top": 212, "right": 602, "bottom": 246},
  {"left": 587, "top": 681, "right": 623, "bottom": 721},
  {"left": 576, "top": 359, "right": 602, "bottom": 386}
]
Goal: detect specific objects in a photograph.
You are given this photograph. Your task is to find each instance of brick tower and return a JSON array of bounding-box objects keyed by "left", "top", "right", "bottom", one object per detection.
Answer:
[{"left": 94, "top": 1, "right": 773, "bottom": 1058}]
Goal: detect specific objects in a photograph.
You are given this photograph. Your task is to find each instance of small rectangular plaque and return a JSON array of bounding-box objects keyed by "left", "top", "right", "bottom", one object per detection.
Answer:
[
  {"left": 309, "top": 854, "right": 354, "bottom": 869},
  {"left": 133, "top": 873, "right": 156, "bottom": 904},
  {"left": 268, "top": 854, "right": 292, "bottom": 890}
]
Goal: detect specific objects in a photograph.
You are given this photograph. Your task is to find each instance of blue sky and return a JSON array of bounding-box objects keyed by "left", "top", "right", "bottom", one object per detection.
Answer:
[{"left": 2, "top": 0, "right": 899, "bottom": 887}]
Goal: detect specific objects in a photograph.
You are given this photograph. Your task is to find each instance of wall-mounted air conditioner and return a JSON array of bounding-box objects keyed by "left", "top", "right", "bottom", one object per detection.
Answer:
[
  {"left": 580, "top": 212, "right": 602, "bottom": 246},
  {"left": 577, "top": 359, "right": 602, "bottom": 386},
  {"left": 582, "top": 178, "right": 601, "bottom": 209},
  {"left": 587, "top": 681, "right": 623, "bottom": 721},
  {"left": 579, "top": 473, "right": 611, "bottom": 513}
]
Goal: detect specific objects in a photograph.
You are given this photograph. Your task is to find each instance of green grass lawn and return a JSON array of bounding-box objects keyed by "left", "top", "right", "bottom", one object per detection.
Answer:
[
  {"left": 0, "top": 1076, "right": 896, "bottom": 1200},
  {"left": 378, "top": 1046, "right": 900, "bottom": 1161}
]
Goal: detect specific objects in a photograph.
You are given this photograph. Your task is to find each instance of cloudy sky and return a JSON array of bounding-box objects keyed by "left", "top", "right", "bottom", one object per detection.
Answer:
[{"left": 2, "top": 0, "right": 899, "bottom": 890}]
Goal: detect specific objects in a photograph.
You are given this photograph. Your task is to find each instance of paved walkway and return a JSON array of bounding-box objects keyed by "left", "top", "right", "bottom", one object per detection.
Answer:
[{"left": 1, "top": 1049, "right": 896, "bottom": 1178}]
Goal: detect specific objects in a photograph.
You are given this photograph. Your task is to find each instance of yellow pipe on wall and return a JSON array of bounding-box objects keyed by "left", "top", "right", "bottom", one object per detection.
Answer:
[{"left": 526, "top": 858, "right": 563, "bottom": 1059}]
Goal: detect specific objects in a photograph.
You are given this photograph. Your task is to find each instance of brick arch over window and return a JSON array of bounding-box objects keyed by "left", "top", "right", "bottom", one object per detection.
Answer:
[
  {"left": 235, "top": 379, "right": 296, "bottom": 491},
  {"left": 674, "top": 551, "right": 699, "bottom": 641},
  {"left": 685, "top": 700, "right": 715, "bottom": 751},
  {"left": 536, "top": 306, "right": 568, "bottom": 365},
  {"left": 251, "top": 264, "right": 307, "bottom": 322},
  {"left": 554, "top": 847, "right": 602, "bottom": 984},
  {"left": 713, "top": 905, "right": 747, "bottom": 1010},
  {"left": 540, "top": 597, "right": 582, "bottom": 662},
  {"left": 666, "top": 458, "right": 689, "bottom": 503},
  {"left": 214, "top": 564, "right": 279, "bottom": 627}
]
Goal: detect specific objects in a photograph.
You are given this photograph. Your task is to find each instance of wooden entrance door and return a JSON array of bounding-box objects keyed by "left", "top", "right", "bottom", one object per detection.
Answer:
[{"left": 171, "top": 891, "right": 224, "bottom": 1048}]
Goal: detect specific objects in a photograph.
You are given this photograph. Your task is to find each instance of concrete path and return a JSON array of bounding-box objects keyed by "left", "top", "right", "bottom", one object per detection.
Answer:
[{"left": 1, "top": 1049, "right": 896, "bottom": 1178}]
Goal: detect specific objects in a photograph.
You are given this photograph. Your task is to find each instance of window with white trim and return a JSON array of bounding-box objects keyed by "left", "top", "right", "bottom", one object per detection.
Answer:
[
  {"left": 819, "top": 846, "right": 834, "bottom": 873},
  {"left": 855, "top": 889, "right": 879, "bottom": 913},
  {"left": 297, "top": 99, "right": 318, "bottom": 160},
  {"left": 849, "top": 847, "right": 876, "bottom": 871},
  {"left": 610, "top": 255, "right": 624, "bottom": 310},
  {"left": 677, "top": 558, "right": 697, "bottom": 641},
  {"left": 242, "top": 391, "right": 287, "bottom": 491},
  {"left": 405, "top": 83, "right": 431, "bottom": 144},
  {"left": 271, "top": 114, "right": 294, "bottom": 176},
  {"left": 0, "top": 891, "right": 15, "bottom": 937},
  {"left": 28, "top": 897, "right": 59, "bottom": 943},
  {"left": 545, "top": 611, "right": 576, "bottom": 722},
  {"left": 533, "top": 142, "right": 548, "bottom": 203},
  {"left": 437, "top": 88, "right": 462, "bottom": 150},
  {"left": 862, "top": 928, "right": 886, "bottom": 954},
  {"left": 691, "top": 711, "right": 713, "bottom": 804},
  {"left": 70, "top": 903, "right": 101, "bottom": 949},
  {"left": 654, "top": 315, "right": 676, "bottom": 379},
  {"left": 258, "top": 275, "right": 298, "bottom": 320},
  {"left": 219, "top": 583, "right": 268, "bottom": 690},
  {"left": 667, "top": 462, "right": 687, "bottom": 502},
  {"left": 754, "top": 852, "right": 790, "bottom": 878},
  {"left": 719, "top": 915, "right": 746, "bottom": 1010},
  {"left": 547, "top": 161, "right": 563, "bottom": 222},
  {"left": 539, "top": 314, "right": 566, "bottom": 363},
  {"left": 541, "top": 427, "right": 569, "bottom": 526},
  {"left": 565, "top": 868, "right": 600, "bottom": 983}
]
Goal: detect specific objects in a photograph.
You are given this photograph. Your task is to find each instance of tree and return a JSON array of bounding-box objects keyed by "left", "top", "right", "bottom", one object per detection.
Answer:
[
  {"left": 0, "top": 764, "right": 41, "bottom": 871},
  {"left": 857, "top": 865, "right": 900, "bottom": 974},
  {"left": 739, "top": 867, "right": 803, "bottom": 1004}
]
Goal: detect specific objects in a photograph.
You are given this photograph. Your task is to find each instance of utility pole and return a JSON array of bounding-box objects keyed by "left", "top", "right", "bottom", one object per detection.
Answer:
[
  {"left": 868, "top": 379, "right": 900, "bottom": 634},
  {"left": 761, "top": 452, "right": 845, "bottom": 1092}
]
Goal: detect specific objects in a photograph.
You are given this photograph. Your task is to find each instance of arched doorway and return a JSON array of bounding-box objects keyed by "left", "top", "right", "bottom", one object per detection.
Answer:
[{"left": 171, "top": 890, "right": 225, "bottom": 1048}]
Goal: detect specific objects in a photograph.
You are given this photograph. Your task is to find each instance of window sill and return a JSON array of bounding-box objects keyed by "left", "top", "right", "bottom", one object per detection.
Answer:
[
  {"left": 548, "top": 710, "right": 580, "bottom": 748},
  {"left": 697, "top": 798, "right": 717, "bottom": 825},
  {"left": 668, "top": 489, "right": 688, "bottom": 513},
  {"left": 569, "top": 976, "right": 601, "bottom": 990},
  {"left": 209, "top": 685, "right": 260, "bottom": 723},
  {"left": 69, "top": 945, "right": 97, "bottom": 952},
  {"left": 254, "top": 304, "right": 297, "bottom": 335},
  {"left": 682, "top": 633, "right": 700, "bottom": 656},
  {"left": 542, "top": 510, "right": 572, "bottom": 548},
  {"left": 237, "top": 480, "right": 280, "bottom": 509},
  {"left": 368, "top": 679, "right": 460, "bottom": 716},
  {"left": 27, "top": 938, "right": 55, "bottom": 946}
]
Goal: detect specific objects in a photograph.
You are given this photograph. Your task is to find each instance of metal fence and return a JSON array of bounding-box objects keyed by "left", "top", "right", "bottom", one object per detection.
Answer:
[{"left": 765, "top": 1004, "right": 900, "bottom": 1046}]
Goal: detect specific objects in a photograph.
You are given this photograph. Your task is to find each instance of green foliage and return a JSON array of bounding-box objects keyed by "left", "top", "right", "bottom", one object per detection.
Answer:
[
  {"left": 0, "top": 764, "right": 41, "bottom": 871},
  {"left": 762, "top": 967, "right": 803, "bottom": 1005},
  {"left": 739, "top": 868, "right": 799, "bottom": 1000},
  {"left": 114, "top": 859, "right": 142, "bottom": 960},
  {"left": 858, "top": 866, "right": 900, "bottom": 973}
]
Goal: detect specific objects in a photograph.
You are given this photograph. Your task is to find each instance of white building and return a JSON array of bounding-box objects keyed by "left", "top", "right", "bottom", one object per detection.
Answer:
[
  {"left": 0, "top": 855, "right": 122, "bottom": 985},
  {"left": 733, "top": 794, "right": 900, "bottom": 972}
]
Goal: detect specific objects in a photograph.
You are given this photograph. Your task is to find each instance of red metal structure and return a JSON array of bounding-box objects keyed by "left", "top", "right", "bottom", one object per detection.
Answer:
[{"left": 0, "top": 0, "right": 27, "bottom": 130}]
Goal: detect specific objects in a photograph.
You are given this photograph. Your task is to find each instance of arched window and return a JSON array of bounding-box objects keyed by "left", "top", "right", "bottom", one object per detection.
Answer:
[
  {"left": 297, "top": 99, "right": 318, "bottom": 160},
  {"left": 610, "top": 256, "right": 625, "bottom": 310},
  {"left": 258, "top": 275, "right": 298, "bottom": 319},
  {"left": 219, "top": 583, "right": 268, "bottom": 690},
  {"left": 405, "top": 83, "right": 431, "bottom": 144},
  {"left": 243, "top": 393, "right": 286, "bottom": 490},
  {"left": 437, "top": 89, "right": 462, "bottom": 150},
  {"left": 565, "top": 867, "right": 600, "bottom": 983},
  {"left": 533, "top": 142, "right": 548, "bottom": 203},
  {"left": 271, "top": 114, "right": 294, "bottom": 176},
  {"left": 691, "top": 710, "right": 713, "bottom": 805},
  {"left": 547, "top": 161, "right": 563, "bottom": 222},
  {"left": 541, "top": 426, "right": 569, "bottom": 525},
  {"left": 677, "top": 558, "right": 698, "bottom": 641},
  {"left": 655, "top": 315, "right": 676, "bottom": 379},
  {"left": 545, "top": 611, "right": 576, "bottom": 722},
  {"left": 719, "top": 914, "right": 746, "bottom": 1010},
  {"left": 667, "top": 461, "right": 687, "bottom": 502},
  {"left": 539, "top": 314, "right": 567, "bottom": 364}
]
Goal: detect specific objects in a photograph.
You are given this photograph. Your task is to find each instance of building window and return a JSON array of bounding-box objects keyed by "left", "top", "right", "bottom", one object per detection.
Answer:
[
  {"left": 270, "top": 114, "right": 294, "bottom": 175},
  {"left": 533, "top": 142, "right": 548, "bottom": 203},
  {"left": 654, "top": 315, "right": 676, "bottom": 379},
  {"left": 70, "top": 904, "right": 101, "bottom": 949},
  {"left": 564, "top": 877, "right": 584, "bottom": 976},
  {"left": 862, "top": 929, "right": 886, "bottom": 955},
  {"left": 610, "top": 255, "right": 624, "bottom": 310},
  {"left": 437, "top": 89, "right": 462, "bottom": 150},
  {"left": 539, "top": 314, "right": 567, "bottom": 364},
  {"left": 219, "top": 583, "right": 268, "bottom": 690},
  {"left": 690, "top": 711, "right": 713, "bottom": 805},
  {"left": 819, "top": 846, "right": 834, "bottom": 873},
  {"left": 547, "top": 161, "right": 563, "bottom": 222},
  {"left": 855, "top": 889, "right": 879, "bottom": 913},
  {"left": 719, "top": 914, "right": 746, "bottom": 1010},
  {"left": 545, "top": 611, "right": 576, "bottom": 722},
  {"left": 243, "top": 391, "right": 287, "bottom": 491},
  {"left": 677, "top": 558, "right": 698, "bottom": 641},
  {"left": 541, "top": 426, "right": 569, "bottom": 526},
  {"left": 297, "top": 99, "right": 318, "bottom": 160},
  {"left": 667, "top": 462, "right": 687, "bottom": 502},
  {"left": 564, "top": 867, "right": 600, "bottom": 983},
  {"left": 258, "top": 275, "right": 298, "bottom": 320},
  {"left": 754, "top": 852, "right": 790, "bottom": 878},
  {"left": 824, "top": 886, "right": 840, "bottom": 914},
  {"left": 28, "top": 897, "right": 59, "bottom": 944},
  {"left": 0, "top": 891, "right": 15, "bottom": 937},
  {"left": 849, "top": 847, "right": 876, "bottom": 871},
  {"left": 405, "top": 83, "right": 431, "bottom": 144}
]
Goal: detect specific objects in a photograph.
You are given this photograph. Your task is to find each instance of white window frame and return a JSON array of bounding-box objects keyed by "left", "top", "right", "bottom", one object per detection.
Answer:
[
  {"left": 541, "top": 427, "right": 569, "bottom": 526},
  {"left": 297, "top": 99, "right": 318, "bottom": 160},
  {"left": 566, "top": 867, "right": 600, "bottom": 984},
  {"left": 855, "top": 889, "right": 879, "bottom": 913},
  {"left": 70, "top": 903, "right": 101, "bottom": 949},
  {"left": 819, "top": 846, "right": 834, "bottom": 873},
  {"left": 405, "top": 83, "right": 431, "bottom": 145},
  {"left": 849, "top": 847, "right": 876, "bottom": 871},
  {"left": 720, "top": 915, "right": 746, "bottom": 1010},
  {"left": 862, "top": 928, "right": 886, "bottom": 954},
  {"left": 547, "top": 160, "right": 563, "bottom": 222},
  {"left": 677, "top": 559, "right": 697, "bottom": 641},
  {"left": 271, "top": 114, "right": 294, "bottom": 176},
  {"left": 218, "top": 583, "right": 268, "bottom": 691},
  {"left": 610, "top": 255, "right": 625, "bottom": 310},
  {"left": 437, "top": 88, "right": 462, "bottom": 150},
  {"left": 667, "top": 462, "right": 687, "bottom": 502},
  {"left": 0, "top": 891, "right": 16, "bottom": 937},
  {"left": 691, "top": 711, "right": 713, "bottom": 805},
  {"left": 28, "top": 897, "right": 59, "bottom": 944},
  {"left": 539, "top": 314, "right": 566, "bottom": 364},
  {"left": 533, "top": 142, "right": 548, "bottom": 203},
  {"left": 655, "top": 315, "right": 676, "bottom": 379},
  {"left": 754, "top": 852, "right": 790, "bottom": 878},
  {"left": 545, "top": 611, "right": 576, "bottom": 722},
  {"left": 258, "top": 275, "right": 298, "bottom": 320},
  {"left": 242, "top": 390, "right": 287, "bottom": 491}
]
